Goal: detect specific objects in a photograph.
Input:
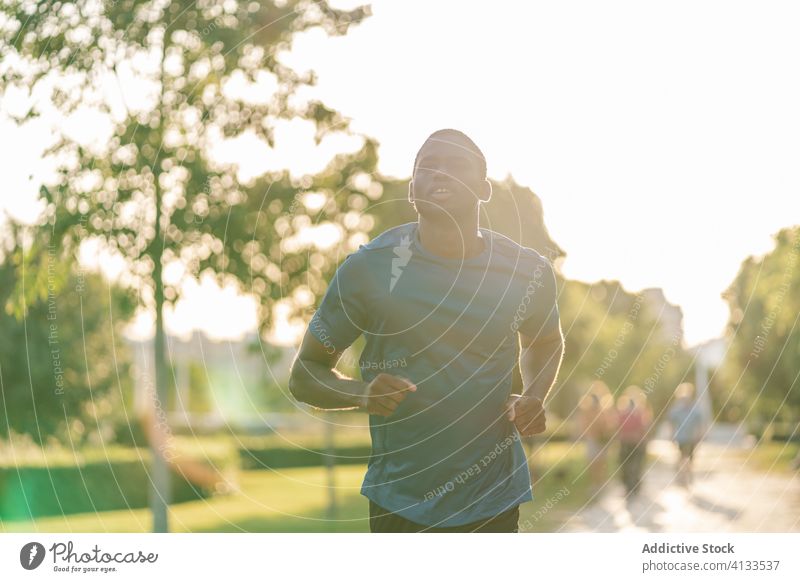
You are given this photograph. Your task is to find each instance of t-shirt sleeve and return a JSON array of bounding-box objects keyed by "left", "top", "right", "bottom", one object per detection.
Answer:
[
  {"left": 515, "top": 257, "right": 561, "bottom": 339},
  {"left": 307, "top": 254, "right": 368, "bottom": 353}
]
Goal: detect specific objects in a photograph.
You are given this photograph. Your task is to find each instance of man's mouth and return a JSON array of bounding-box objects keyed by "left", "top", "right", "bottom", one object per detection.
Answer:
[{"left": 430, "top": 187, "right": 453, "bottom": 199}]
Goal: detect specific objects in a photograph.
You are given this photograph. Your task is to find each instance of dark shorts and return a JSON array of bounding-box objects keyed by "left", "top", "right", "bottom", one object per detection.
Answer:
[{"left": 368, "top": 500, "right": 520, "bottom": 533}]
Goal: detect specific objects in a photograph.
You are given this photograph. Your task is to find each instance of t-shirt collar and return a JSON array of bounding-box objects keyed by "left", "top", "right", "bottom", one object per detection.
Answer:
[{"left": 411, "top": 222, "right": 492, "bottom": 265}]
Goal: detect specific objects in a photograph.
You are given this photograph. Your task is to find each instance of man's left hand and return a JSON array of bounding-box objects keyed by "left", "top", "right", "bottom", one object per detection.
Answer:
[{"left": 506, "top": 395, "right": 546, "bottom": 436}]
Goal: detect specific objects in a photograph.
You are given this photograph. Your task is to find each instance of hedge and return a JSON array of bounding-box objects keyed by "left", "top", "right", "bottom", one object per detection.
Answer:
[
  {"left": 0, "top": 447, "right": 235, "bottom": 521},
  {"left": 238, "top": 443, "right": 372, "bottom": 470}
]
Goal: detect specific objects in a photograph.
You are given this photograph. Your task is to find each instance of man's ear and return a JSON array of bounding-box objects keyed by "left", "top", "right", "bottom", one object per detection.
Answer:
[
  {"left": 407, "top": 180, "right": 415, "bottom": 204},
  {"left": 480, "top": 178, "right": 492, "bottom": 203}
]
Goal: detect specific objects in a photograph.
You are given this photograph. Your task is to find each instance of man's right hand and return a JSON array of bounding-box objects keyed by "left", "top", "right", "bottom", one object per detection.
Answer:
[{"left": 360, "top": 374, "right": 417, "bottom": 416}]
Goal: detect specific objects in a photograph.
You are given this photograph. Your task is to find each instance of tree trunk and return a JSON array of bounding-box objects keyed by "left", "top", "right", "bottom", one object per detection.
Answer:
[
  {"left": 149, "top": 27, "right": 171, "bottom": 533},
  {"left": 151, "top": 250, "right": 171, "bottom": 532}
]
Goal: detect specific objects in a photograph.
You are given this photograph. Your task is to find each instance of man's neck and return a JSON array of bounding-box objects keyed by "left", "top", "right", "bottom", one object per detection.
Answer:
[{"left": 417, "top": 215, "right": 484, "bottom": 260}]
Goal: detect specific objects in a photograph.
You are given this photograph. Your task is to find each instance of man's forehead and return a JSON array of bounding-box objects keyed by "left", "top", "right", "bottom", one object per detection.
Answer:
[{"left": 417, "top": 135, "right": 480, "bottom": 162}]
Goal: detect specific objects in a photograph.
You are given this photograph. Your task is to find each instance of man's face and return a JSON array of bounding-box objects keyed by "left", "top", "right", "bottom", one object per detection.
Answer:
[{"left": 410, "top": 136, "right": 489, "bottom": 219}]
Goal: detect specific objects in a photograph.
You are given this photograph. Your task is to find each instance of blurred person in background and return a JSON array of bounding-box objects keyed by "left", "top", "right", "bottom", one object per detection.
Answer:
[
  {"left": 576, "top": 381, "right": 617, "bottom": 493},
  {"left": 616, "top": 385, "right": 652, "bottom": 498},
  {"left": 668, "top": 382, "right": 707, "bottom": 487}
]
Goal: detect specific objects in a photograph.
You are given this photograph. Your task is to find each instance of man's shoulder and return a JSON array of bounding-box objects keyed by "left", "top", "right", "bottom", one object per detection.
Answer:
[
  {"left": 336, "top": 223, "right": 416, "bottom": 273},
  {"left": 361, "top": 222, "right": 417, "bottom": 251},
  {"left": 484, "top": 228, "right": 554, "bottom": 270}
]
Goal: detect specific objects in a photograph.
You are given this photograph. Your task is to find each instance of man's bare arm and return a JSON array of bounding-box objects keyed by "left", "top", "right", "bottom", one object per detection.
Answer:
[
  {"left": 519, "top": 325, "right": 564, "bottom": 403},
  {"left": 289, "top": 331, "right": 416, "bottom": 416},
  {"left": 506, "top": 325, "right": 564, "bottom": 436},
  {"left": 289, "top": 331, "right": 366, "bottom": 409}
]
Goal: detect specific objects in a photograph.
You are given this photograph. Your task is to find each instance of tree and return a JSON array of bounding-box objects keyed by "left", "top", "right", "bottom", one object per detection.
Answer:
[
  {"left": 722, "top": 226, "right": 800, "bottom": 435},
  {"left": 1, "top": 0, "right": 375, "bottom": 531},
  {"left": 554, "top": 279, "right": 691, "bottom": 421},
  {"left": 0, "top": 222, "right": 136, "bottom": 447}
]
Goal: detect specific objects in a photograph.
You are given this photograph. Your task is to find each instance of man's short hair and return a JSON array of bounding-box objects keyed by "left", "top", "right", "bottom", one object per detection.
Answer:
[{"left": 413, "top": 129, "right": 487, "bottom": 179}]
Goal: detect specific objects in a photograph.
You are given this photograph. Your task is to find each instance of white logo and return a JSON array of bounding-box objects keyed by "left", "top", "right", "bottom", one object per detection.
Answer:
[{"left": 390, "top": 235, "right": 413, "bottom": 292}]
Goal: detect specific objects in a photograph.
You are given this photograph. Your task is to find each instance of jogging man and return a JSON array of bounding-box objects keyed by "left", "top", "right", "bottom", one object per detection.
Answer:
[{"left": 289, "top": 129, "right": 564, "bottom": 532}]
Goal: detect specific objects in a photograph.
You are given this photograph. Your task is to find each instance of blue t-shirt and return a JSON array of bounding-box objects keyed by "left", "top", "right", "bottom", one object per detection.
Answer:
[
  {"left": 308, "top": 222, "right": 560, "bottom": 527},
  {"left": 669, "top": 400, "right": 706, "bottom": 444}
]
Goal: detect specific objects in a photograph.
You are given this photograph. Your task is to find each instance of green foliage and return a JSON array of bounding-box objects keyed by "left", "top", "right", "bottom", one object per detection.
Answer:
[
  {"left": 721, "top": 226, "right": 800, "bottom": 430},
  {"left": 238, "top": 442, "right": 371, "bottom": 470},
  {"left": 0, "top": 0, "right": 376, "bottom": 333},
  {"left": 187, "top": 361, "right": 212, "bottom": 413},
  {"left": 0, "top": 256, "right": 135, "bottom": 444},
  {"left": 553, "top": 280, "right": 691, "bottom": 419},
  {"left": 0, "top": 2, "right": 379, "bottom": 486}
]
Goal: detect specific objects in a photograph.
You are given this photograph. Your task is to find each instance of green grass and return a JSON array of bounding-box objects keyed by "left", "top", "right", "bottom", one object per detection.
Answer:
[
  {"left": 738, "top": 441, "right": 800, "bottom": 474},
  {"left": 519, "top": 440, "right": 598, "bottom": 531},
  {"left": 1, "top": 442, "right": 594, "bottom": 533},
  {"left": 1, "top": 465, "right": 371, "bottom": 533}
]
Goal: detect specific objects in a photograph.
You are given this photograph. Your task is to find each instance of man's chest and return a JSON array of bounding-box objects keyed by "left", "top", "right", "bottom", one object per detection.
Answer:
[{"left": 366, "top": 261, "right": 528, "bottom": 352}]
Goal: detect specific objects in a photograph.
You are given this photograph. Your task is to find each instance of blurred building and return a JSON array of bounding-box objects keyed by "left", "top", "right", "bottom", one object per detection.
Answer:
[
  {"left": 691, "top": 336, "right": 728, "bottom": 430},
  {"left": 641, "top": 287, "right": 684, "bottom": 344},
  {"left": 126, "top": 331, "right": 296, "bottom": 432}
]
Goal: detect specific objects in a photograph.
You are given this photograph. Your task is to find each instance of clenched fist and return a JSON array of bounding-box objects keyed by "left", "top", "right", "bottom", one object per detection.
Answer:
[
  {"left": 360, "top": 373, "right": 417, "bottom": 417},
  {"left": 506, "top": 394, "right": 546, "bottom": 436}
]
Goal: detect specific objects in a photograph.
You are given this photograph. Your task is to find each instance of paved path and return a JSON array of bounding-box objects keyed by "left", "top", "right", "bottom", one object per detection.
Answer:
[{"left": 557, "top": 425, "right": 800, "bottom": 532}]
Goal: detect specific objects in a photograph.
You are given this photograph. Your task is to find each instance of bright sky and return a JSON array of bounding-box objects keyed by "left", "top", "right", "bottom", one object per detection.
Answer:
[{"left": 2, "top": 0, "right": 799, "bottom": 346}]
